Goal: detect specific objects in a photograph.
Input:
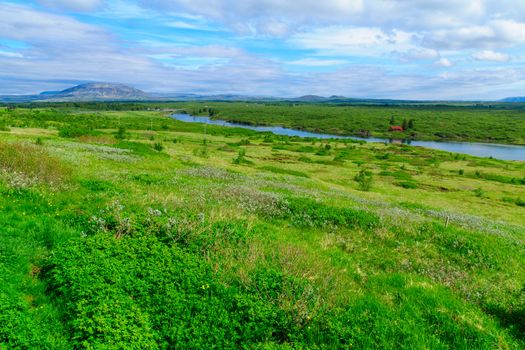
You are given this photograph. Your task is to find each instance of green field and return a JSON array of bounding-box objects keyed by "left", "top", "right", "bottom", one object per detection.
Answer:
[
  {"left": 0, "top": 105, "right": 524, "bottom": 349},
  {"left": 177, "top": 102, "right": 525, "bottom": 145}
]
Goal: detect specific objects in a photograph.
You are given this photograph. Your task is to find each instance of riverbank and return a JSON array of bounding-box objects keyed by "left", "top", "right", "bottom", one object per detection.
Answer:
[
  {"left": 171, "top": 102, "right": 525, "bottom": 146},
  {"left": 171, "top": 113, "right": 525, "bottom": 161}
]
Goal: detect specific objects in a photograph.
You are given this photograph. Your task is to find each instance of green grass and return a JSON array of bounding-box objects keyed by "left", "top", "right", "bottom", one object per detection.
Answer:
[
  {"left": 178, "top": 102, "right": 525, "bottom": 145},
  {"left": 0, "top": 105, "right": 524, "bottom": 348}
]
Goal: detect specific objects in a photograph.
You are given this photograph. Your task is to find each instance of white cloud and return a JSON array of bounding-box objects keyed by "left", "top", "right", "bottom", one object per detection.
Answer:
[
  {"left": 422, "top": 20, "right": 525, "bottom": 50},
  {"left": 290, "top": 26, "right": 416, "bottom": 56},
  {"left": 38, "top": 0, "right": 103, "bottom": 12},
  {"left": 0, "top": 3, "right": 110, "bottom": 49},
  {"left": 436, "top": 58, "right": 453, "bottom": 67},
  {"left": 286, "top": 58, "right": 346, "bottom": 66},
  {"left": 2, "top": 1, "right": 525, "bottom": 100},
  {"left": 0, "top": 50, "right": 23, "bottom": 58},
  {"left": 472, "top": 50, "right": 510, "bottom": 62},
  {"left": 397, "top": 48, "right": 440, "bottom": 62}
]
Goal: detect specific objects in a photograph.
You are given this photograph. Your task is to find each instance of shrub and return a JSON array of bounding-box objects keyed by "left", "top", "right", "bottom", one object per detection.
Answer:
[
  {"left": 259, "top": 165, "right": 309, "bottom": 178},
  {"left": 473, "top": 188, "right": 486, "bottom": 198},
  {"left": 58, "top": 126, "right": 97, "bottom": 138},
  {"left": 278, "top": 197, "right": 380, "bottom": 231},
  {"left": 152, "top": 142, "right": 164, "bottom": 152},
  {"left": 395, "top": 181, "right": 418, "bottom": 189},
  {"left": 233, "top": 149, "right": 253, "bottom": 165},
  {"left": 47, "top": 208, "right": 317, "bottom": 349},
  {"left": 354, "top": 169, "right": 373, "bottom": 191},
  {"left": 114, "top": 126, "right": 128, "bottom": 140},
  {"left": 298, "top": 156, "right": 312, "bottom": 163}
]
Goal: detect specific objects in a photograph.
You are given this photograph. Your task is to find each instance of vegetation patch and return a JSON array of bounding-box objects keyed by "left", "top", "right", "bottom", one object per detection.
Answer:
[
  {"left": 0, "top": 141, "right": 70, "bottom": 188},
  {"left": 259, "top": 165, "right": 310, "bottom": 178}
]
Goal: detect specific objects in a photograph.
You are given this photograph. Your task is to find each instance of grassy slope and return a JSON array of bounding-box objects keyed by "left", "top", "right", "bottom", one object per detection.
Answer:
[{"left": 0, "top": 107, "right": 524, "bottom": 349}]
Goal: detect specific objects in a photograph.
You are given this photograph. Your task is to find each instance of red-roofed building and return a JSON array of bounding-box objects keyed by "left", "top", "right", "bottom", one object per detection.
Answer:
[{"left": 389, "top": 125, "right": 404, "bottom": 132}]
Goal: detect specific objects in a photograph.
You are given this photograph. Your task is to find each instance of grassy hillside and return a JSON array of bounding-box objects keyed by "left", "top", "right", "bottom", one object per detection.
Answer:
[{"left": 0, "top": 106, "right": 524, "bottom": 349}]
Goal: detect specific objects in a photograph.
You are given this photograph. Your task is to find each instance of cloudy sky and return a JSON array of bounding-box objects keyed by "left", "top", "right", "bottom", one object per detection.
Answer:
[{"left": 1, "top": 0, "right": 525, "bottom": 99}]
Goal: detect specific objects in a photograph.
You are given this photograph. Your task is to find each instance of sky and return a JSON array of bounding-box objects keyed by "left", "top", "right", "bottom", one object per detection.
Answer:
[{"left": 1, "top": 0, "right": 525, "bottom": 99}]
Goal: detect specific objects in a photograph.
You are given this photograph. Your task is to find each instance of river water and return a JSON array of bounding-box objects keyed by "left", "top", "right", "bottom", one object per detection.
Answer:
[{"left": 171, "top": 114, "right": 525, "bottom": 161}]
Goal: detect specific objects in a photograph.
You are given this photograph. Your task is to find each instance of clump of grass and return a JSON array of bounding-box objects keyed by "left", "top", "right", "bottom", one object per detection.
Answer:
[
  {"left": 516, "top": 198, "right": 525, "bottom": 207},
  {"left": 233, "top": 149, "right": 253, "bottom": 165},
  {"left": 114, "top": 126, "right": 129, "bottom": 140},
  {"left": 298, "top": 156, "right": 312, "bottom": 163},
  {"left": 395, "top": 181, "right": 418, "bottom": 189},
  {"left": 0, "top": 141, "right": 70, "bottom": 188},
  {"left": 58, "top": 126, "right": 98, "bottom": 138},
  {"left": 77, "top": 135, "right": 117, "bottom": 145},
  {"left": 473, "top": 188, "right": 486, "bottom": 198},
  {"left": 259, "top": 165, "right": 309, "bottom": 178},
  {"left": 152, "top": 142, "right": 164, "bottom": 152},
  {"left": 354, "top": 169, "right": 373, "bottom": 191}
]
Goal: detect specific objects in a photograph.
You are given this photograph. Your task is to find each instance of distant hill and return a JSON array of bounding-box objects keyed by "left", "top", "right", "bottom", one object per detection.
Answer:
[
  {"left": 0, "top": 83, "right": 150, "bottom": 102},
  {"left": 292, "top": 95, "right": 328, "bottom": 102},
  {"left": 1, "top": 82, "right": 522, "bottom": 104},
  {"left": 501, "top": 97, "right": 525, "bottom": 102},
  {"left": 43, "top": 83, "right": 149, "bottom": 101}
]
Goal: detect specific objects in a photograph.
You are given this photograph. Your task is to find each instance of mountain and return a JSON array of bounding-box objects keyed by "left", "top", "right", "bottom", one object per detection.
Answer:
[
  {"left": 0, "top": 83, "right": 150, "bottom": 102},
  {"left": 44, "top": 83, "right": 149, "bottom": 101},
  {"left": 292, "top": 95, "right": 327, "bottom": 102},
  {"left": 1, "top": 82, "right": 518, "bottom": 104},
  {"left": 501, "top": 97, "right": 525, "bottom": 102}
]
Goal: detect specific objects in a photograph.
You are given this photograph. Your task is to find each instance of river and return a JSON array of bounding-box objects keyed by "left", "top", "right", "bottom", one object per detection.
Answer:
[{"left": 170, "top": 114, "right": 525, "bottom": 161}]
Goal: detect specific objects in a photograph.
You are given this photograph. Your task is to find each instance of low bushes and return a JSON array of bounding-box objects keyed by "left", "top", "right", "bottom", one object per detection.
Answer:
[
  {"left": 280, "top": 197, "right": 380, "bottom": 231},
  {"left": 0, "top": 141, "right": 70, "bottom": 188},
  {"left": 58, "top": 126, "right": 99, "bottom": 138},
  {"left": 259, "top": 165, "right": 309, "bottom": 178},
  {"left": 47, "top": 206, "right": 315, "bottom": 348}
]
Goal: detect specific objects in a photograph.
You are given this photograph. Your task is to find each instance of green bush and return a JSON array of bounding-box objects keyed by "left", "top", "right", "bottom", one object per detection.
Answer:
[
  {"left": 152, "top": 142, "right": 164, "bottom": 152},
  {"left": 47, "top": 219, "right": 312, "bottom": 348},
  {"left": 395, "top": 181, "right": 418, "bottom": 189},
  {"left": 259, "top": 165, "right": 309, "bottom": 178},
  {"left": 58, "top": 126, "right": 98, "bottom": 138},
  {"left": 232, "top": 149, "right": 253, "bottom": 165},
  {"left": 354, "top": 169, "right": 373, "bottom": 191},
  {"left": 279, "top": 197, "right": 380, "bottom": 231}
]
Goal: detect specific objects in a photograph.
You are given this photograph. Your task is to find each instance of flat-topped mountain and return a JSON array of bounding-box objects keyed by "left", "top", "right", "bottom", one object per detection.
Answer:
[{"left": 44, "top": 83, "right": 149, "bottom": 101}]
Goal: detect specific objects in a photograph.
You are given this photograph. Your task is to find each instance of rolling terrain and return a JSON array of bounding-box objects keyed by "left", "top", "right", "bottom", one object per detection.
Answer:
[{"left": 0, "top": 105, "right": 524, "bottom": 348}]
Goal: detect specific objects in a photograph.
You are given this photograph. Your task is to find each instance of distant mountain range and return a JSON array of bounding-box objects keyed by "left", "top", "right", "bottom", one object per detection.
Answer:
[
  {"left": 0, "top": 83, "right": 149, "bottom": 102},
  {"left": 500, "top": 97, "right": 525, "bottom": 102},
  {"left": 0, "top": 83, "right": 273, "bottom": 102},
  {"left": 0, "top": 82, "right": 523, "bottom": 103}
]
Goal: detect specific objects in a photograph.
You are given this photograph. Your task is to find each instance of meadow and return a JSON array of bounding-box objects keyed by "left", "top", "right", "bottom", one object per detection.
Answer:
[
  {"left": 0, "top": 105, "right": 524, "bottom": 349},
  {"left": 178, "top": 102, "right": 525, "bottom": 145}
]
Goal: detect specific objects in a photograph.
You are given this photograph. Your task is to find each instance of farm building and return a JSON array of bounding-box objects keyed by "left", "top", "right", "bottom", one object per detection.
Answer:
[{"left": 389, "top": 125, "right": 404, "bottom": 132}]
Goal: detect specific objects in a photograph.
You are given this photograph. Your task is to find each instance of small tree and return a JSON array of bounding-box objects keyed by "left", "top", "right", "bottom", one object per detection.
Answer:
[
  {"left": 402, "top": 119, "right": 408, "bottom": 130},
  {"left": 408, "top": 119, "right": 415, "bottom": 129},
  {"left": 389, "top": 116, "right": 395, "bottom": 125}
]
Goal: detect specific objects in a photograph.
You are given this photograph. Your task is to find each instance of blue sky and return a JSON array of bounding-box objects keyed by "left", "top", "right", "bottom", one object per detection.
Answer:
[{"left": 1, "top": 0, "right": 525, "bottom": 99}]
